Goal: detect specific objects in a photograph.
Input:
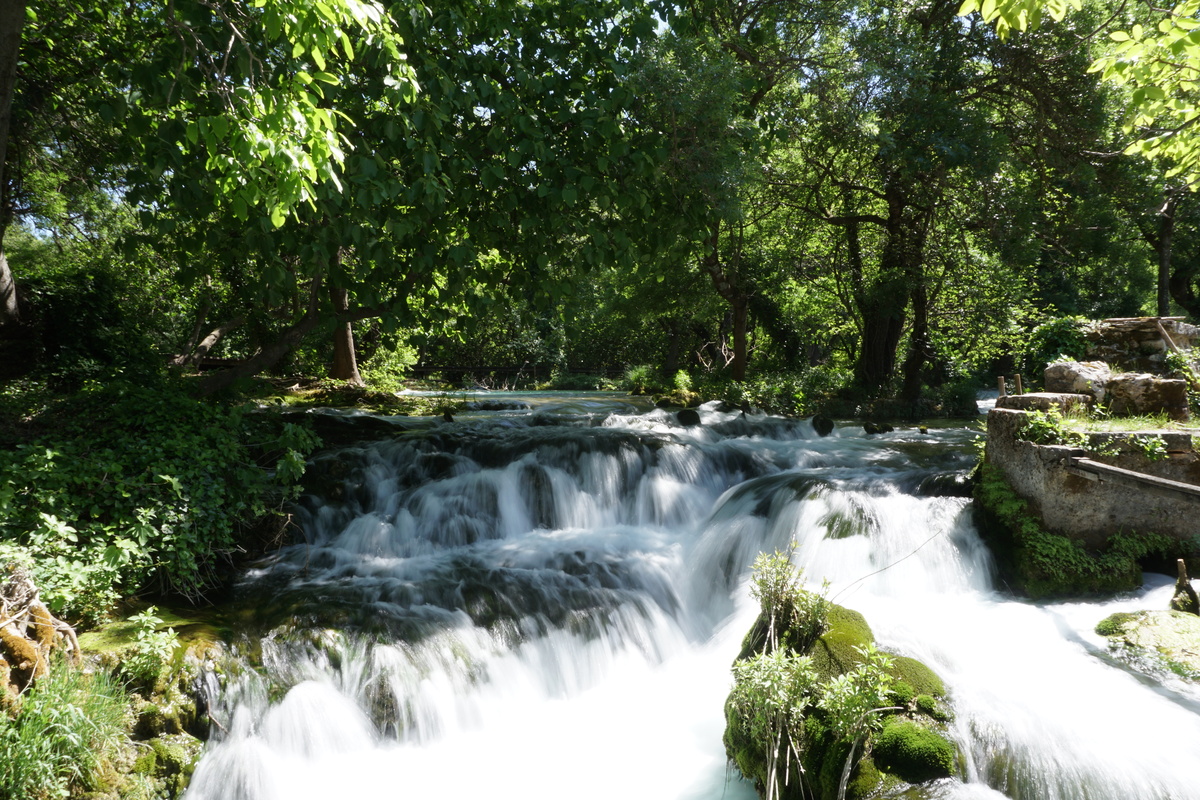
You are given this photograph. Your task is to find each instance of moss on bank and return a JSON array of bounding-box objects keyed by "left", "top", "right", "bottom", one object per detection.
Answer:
[
  {"left": 973, "top": 462, "right": 1171, "bottom": 598},
  {"left": 69, "top": 608, "right": 229, "bottom": 799}
]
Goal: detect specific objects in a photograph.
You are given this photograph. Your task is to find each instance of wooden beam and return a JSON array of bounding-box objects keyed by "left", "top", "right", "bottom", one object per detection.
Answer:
[{"left": 1066, "top": 457, "right": 1200, "bottom": 502}]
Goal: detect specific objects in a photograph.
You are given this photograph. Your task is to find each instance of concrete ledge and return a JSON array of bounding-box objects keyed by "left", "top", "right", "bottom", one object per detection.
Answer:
[
  {"left": 995, "top": 393, "right": 1092, "bottom": 413},
  {"left": 986, "top": 408, "right": 1200, "bottom": 548}
]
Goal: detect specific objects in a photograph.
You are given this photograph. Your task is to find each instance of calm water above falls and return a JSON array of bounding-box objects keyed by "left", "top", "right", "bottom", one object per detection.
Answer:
[{"left": 184, "top": 396, "right": 1200, "bottom": 800}]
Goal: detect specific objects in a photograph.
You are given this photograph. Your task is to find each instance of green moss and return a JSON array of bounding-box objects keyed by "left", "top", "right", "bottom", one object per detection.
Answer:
[
  {"left": 914, "top": 694, "right": 952, "bottom": 723},
  {"left": 1096, "top": 611, "right": 1140, "bottom": 637},
  {"left": 890, "top": 656, "right": 945, "bottom": 698},
  {"left": 872, "top": 719, "right": 956, "bottom": 783},
  {"left": 889, "top": 680, "right": 916, "bottom": 707},
  {"left": 810, "top": 605, "right": 873, "bottom": 680}
]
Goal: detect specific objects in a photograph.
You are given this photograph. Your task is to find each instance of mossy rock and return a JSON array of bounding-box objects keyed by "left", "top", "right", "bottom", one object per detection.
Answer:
[
  {"left": 872, "top": 719, "right": 957, "bottom": 783},
  {"left": 810, "top": 605, "right": 874, "bottom": 680},
  {"left": 1096, "top": 609, "right": 1200, "bottom": 682},
  {"left": 132, "top": 733, "right": 204, "bottom": 799},
  {"left": 889, "top": 656, "right": 945, "bottom": 698},
  {"left": 1095, "top": 611, "right": 1139, "bottom": 637}
]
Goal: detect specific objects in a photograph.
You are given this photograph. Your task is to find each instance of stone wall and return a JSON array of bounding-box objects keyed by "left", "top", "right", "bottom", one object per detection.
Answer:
[
  {"left": 986, "top": 408, "right": 1200, "bottom": 549},
  {"left": 1084, "top": 316, "right": 1200, "bottom": 374}
]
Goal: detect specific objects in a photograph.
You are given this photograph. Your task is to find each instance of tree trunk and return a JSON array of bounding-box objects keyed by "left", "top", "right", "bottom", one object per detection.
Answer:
[
  {"left": 171, "top": 315, "right": 245, "bottom": 366},
  {"left": 854, "top": 185, "right": 934, "bottom": 395},
  {"left": 0, "top": 242, "right": 17, "bottom": 328},
  {"left": 730, "top": 294, "right": 749, "bottom": 382},
  {"left": 329, "top": 286, "right": 364, "bottom": 385},
  {"left": 0, "top": 0, "right": 27, "bottom": 328},
  {"left": 702, "top": 224, "right": 752, "bottom": 382},
  {"left": 899, "top": 279, "right": 929, "bottom": 402},
  {"left": 1157, "top": 194, "right": 1178, "bottom": 318},
  {"left": 195, "top": 312, "right": 323, "bottom": 397}
]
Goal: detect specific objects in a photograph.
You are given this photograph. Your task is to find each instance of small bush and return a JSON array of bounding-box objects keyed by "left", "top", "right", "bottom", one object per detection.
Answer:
[
  {"left": 1022, "top": 315, "right": 1089, "bottom": 382},
  {"left": 749, "top": 548, "right": 829, "bottom": 653},
  {"left": 359, "top": 341, "right": 419, "bottom": 393},
  {"left": 121, "top": 607, "right": 179, "bottom": 689},
  {"left": 623, "top": 364, "right": 665, "bottom": 395}
]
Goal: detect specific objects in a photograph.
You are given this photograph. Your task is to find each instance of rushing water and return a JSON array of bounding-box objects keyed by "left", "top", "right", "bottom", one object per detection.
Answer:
[{"left": 185, "top": 395, "right": 1200, "bottom": 800}]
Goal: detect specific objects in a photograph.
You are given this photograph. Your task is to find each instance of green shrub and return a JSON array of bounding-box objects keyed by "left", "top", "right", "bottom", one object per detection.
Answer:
[
  {"left": 121, "top": 607, "right": 179, "bottom": 689},
  {"left": 749, "top": 548, "right": 829, "bottom": 654},
  {"left": 359, "top": 340, "right": 419, "bottom": 393},
  {"left": 0, "top": 664, "right": 129, "bottom": 799},
  {"left": 0, "top": 380, "right": 320, "bottom": 620},
  {"left": 1022, "top": 315, "right": 1089, "bottom": 382},
  {"left": 623, "top": 364, "right": 665, "bottom": 395}
]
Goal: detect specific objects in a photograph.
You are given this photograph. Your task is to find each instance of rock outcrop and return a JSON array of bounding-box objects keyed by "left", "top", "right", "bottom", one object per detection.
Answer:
[
  {"left": 1044, "top": 361, "right": 1112, "bottom": 404},
  {"left": 1039, "top": 360, "right": 1189, "bottom": 420},
  {"left": 1095, "top": 609, "right": 1200, "bottom": 683},
  {"left": 725, "top": 598, "right": 958, "bottom": 800}
]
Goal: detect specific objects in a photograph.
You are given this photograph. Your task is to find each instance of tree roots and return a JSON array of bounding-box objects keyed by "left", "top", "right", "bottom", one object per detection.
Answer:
[{"left": 0, "top": 564, "right": 79, "bottom": 697}]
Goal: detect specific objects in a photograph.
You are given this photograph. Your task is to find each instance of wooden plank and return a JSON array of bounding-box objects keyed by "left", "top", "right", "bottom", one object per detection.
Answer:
[{"left": 1067, "top": 457, "right": 1200, "bottom": 502}]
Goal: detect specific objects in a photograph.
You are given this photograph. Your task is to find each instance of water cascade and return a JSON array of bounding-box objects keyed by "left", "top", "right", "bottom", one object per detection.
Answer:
[{"left": 185, "top": 396, "right": 1200, "bottom": 800}]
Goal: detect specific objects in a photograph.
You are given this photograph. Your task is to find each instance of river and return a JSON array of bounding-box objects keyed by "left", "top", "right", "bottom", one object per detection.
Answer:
[{"left": 183, "top": 394, "right": 1200, "bottom": 800}]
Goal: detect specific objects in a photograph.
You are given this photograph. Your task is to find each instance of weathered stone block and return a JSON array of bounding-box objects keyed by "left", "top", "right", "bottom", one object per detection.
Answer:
[
  {"left": 1106, "top": 374, "right": 1189, "bottom": 420},
  {"left": 995, "top": 392, "right": 1092, "bottom": 413},
  {"left": 1044, "top": 361, "right": 1112, "bottom": 403}
]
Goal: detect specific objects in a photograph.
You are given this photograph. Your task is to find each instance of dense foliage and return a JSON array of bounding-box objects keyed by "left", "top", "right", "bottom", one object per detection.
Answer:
[{"left": 0, "top": 381, "right": 318, "bottom": 622}]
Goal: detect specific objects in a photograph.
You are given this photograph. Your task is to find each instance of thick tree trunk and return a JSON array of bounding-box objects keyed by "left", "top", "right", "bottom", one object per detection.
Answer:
[
  {"left": 329, "top": 286, "right": 364, "bottom": 385},
  {"left": 0, "top": 243, "right": 17, "bottom": 328},
  {"left": 899, "top": 280, "right": 929, "bottom": 402},
  {"left": 853, "top": 186, "right": 933, "bottom": 395},
  {"left": 0, "top": 0, "right": 27, "bottom": 328}
]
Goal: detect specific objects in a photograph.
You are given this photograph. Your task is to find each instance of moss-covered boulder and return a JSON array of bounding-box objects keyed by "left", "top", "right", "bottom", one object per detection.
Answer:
[
  {"left": 872, "top": 719, "right": 956, "bottom": 783},
  {"left": 725, "top": 599, "right": 958, "bottom": 800},
  {"left": 1096, "top": 609, "right": 1200, "bottom": 682},
  {"left": 809, "top": 605, "right": 874, "bottom": 680}
]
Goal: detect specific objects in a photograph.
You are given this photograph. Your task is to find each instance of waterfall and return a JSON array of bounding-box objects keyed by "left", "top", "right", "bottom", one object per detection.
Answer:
[{"left": 185, "top": 396, "right": 1200, "bottom": 800}]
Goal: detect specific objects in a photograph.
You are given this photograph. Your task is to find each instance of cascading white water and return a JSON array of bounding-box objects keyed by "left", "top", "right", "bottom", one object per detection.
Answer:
[{"left": 185, "top": 396, "right": 1200, "bottom": 800}]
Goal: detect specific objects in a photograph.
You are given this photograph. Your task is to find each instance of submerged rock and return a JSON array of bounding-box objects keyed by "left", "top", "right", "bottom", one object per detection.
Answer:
[
  {"left": 812, "top": 415, "right": 835, "bottom": 437},
  {"left": 1096, "top": 609, "right": 1200, "bottom": 682}
]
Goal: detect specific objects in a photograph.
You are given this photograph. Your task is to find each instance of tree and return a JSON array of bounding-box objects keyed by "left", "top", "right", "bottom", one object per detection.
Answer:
[
  {"left": 0, "top": 0, "right": 416, "bottom": 340},
  {"left": 1, "top": 0, "right": 29, "bottom": 326},
  {"left": 960, "top": 0, "right": 1200, "bottom": 186}
]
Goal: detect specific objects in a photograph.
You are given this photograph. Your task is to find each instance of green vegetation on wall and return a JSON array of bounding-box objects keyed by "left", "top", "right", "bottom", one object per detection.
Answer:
[{"left": 973, "top": 461, "right": 1171, "bottom": 598}]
